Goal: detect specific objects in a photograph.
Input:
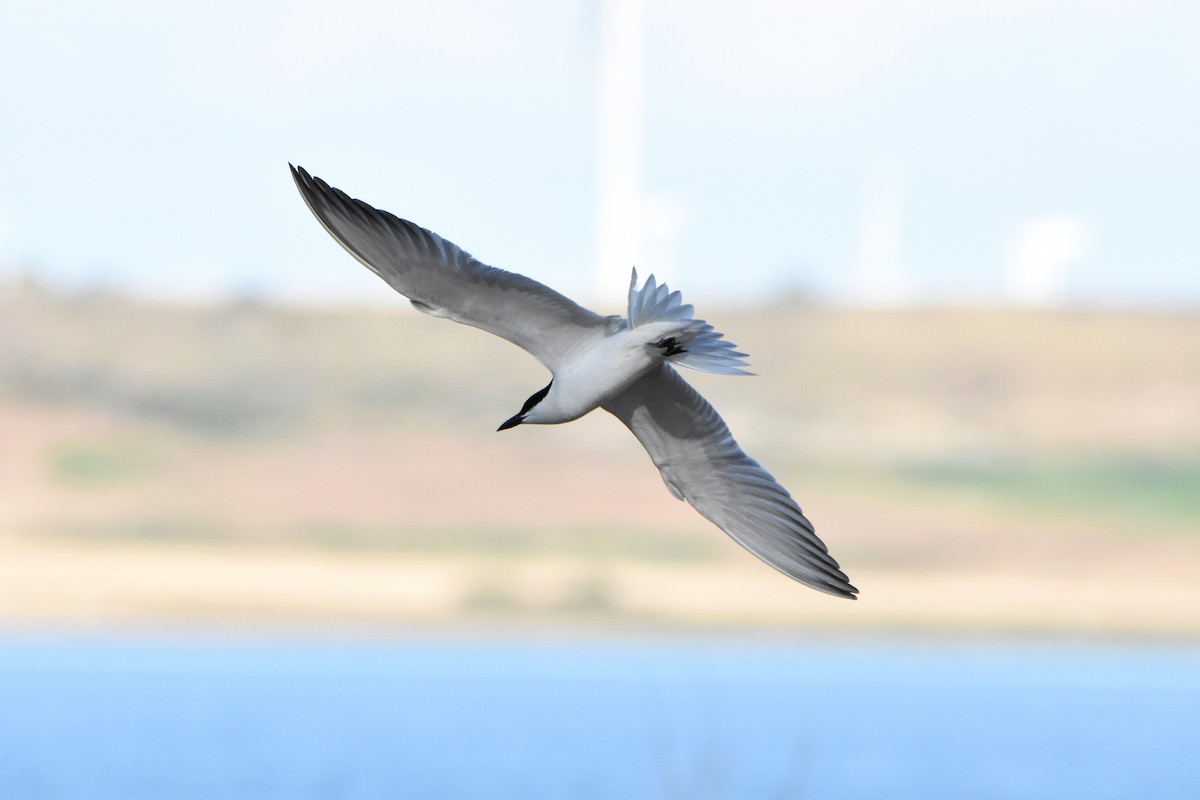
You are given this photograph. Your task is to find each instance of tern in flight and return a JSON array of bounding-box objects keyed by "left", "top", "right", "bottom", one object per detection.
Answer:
[{"left": 291, "top": 165, "right": 857, "bottom": 598}]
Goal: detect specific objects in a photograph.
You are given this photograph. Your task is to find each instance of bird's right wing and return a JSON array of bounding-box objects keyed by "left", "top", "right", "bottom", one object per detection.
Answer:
[
  {"left": 604, "top": 364, "right": 857, "bottom": 598},
  {"left": 292, "top": 165, "right": 610, "bottom": 372}
]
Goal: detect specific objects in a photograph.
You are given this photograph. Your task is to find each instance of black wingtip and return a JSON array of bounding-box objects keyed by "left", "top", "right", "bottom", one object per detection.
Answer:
[
  {"left": 289, "top": 163, "right": 306, "bottom": 186},
  {"left": 834, "top": 579, "right": 860, "bottom": 599},
  {"left": 289, "top": 163, "right": 307, "bottom": 192},
  {"left": 290, "top": 163, "right": 319, "bottom": 191},
  {"left": 811, "top": 576, "right": 859, "bottom": 600}
]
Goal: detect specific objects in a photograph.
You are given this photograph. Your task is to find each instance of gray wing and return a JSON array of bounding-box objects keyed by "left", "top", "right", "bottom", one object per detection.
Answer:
[
  {"left": 291, "top": 165, "right": 608, "bottom": 371},
  {"left": 604, "top": 364, "right": 857, "bottom": 598}
]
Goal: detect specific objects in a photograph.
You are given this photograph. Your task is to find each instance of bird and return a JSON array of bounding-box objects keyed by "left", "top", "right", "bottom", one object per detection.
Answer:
[{"left": 290, "top": 165, "right": 857, "bottom": 599}]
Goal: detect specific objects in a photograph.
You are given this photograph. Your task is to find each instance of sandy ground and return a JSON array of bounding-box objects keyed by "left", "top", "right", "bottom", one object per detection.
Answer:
[
  {"left": 3, "top": 401, "right": 1198, "bottom": 637},
  {"left": 4, "top": 297, "right": 1197, "bottom": 636},
  {"left": 4, "top": 529, "right": 1200, "bottom": 636}
]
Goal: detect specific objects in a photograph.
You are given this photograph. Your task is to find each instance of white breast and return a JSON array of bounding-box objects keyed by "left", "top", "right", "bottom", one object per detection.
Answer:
[{"left": 535, "top": 323, "right": 682, "bottom": 423}]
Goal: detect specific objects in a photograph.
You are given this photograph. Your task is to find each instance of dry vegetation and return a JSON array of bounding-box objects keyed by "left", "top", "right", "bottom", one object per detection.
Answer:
[{"left": 2, "top": 282, "right": 1198, "bottom": 634}]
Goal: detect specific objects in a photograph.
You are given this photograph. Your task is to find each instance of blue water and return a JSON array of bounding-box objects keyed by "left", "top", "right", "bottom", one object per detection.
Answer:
[{"left": 0, "top": 634, "right": 1197, "bottom": 800}]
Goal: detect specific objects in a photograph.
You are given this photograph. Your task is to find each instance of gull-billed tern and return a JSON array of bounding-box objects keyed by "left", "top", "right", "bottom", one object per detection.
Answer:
[{"left": 291, "top": 165, "right": 857, "bottom": 599}]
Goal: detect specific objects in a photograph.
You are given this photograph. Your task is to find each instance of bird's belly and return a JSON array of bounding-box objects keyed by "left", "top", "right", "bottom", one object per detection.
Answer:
[{"left": 545, "top": 338, "right": 661, "bottom": 422}]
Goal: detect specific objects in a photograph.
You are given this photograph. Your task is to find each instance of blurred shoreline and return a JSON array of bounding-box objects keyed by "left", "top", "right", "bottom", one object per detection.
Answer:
[
  {"left": 3, "top": 616, "right": 1198, "bottom": 650},
  {"left": 2, "top": 285, "right": 1197, "bottom": 637}
]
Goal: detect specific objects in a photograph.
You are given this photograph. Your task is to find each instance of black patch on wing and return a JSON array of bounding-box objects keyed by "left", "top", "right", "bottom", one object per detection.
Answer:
[{"left": 652, "top": 336, "right": 687, "bottom": 357}]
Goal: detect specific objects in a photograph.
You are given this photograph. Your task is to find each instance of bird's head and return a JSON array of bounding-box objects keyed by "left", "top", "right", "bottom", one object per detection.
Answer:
[{"left": 497, "top": 380, "right": 553, "bottom": 431}]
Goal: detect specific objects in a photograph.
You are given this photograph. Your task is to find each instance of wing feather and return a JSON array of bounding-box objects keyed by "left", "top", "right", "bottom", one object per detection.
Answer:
[
  {"left": 604, "top": 365, "right": 857, "bottom": 598},
  {"left": 291, "top": 165, "right": 607, "bottom": 371}
]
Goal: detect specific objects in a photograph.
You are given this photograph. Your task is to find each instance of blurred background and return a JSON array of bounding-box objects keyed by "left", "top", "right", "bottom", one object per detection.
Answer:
[{"left": 1, "top": 1, "right": 1198, "bottom": 798}]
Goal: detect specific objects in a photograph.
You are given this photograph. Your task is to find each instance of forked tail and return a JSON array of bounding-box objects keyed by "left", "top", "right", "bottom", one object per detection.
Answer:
[{"left": 627, "top": 268, "right": 752, "bottom": 375}]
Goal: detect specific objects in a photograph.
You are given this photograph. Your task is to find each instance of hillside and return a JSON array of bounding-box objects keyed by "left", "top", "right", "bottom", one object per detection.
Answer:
[{"left": 2, "top": 283, "right": 1198, "bottom": 634}]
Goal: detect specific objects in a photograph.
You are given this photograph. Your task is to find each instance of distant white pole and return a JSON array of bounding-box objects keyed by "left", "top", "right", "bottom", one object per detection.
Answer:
[
  {"left": 851, "top": 156, "right": 909, "bottom": 306},
  {"left": 592, "top": 0, "right": 645, "bottom": 297}
]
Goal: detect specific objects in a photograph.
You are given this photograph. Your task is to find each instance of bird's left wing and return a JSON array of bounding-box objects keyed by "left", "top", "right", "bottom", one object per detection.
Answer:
[
  {"left": 291, "top": 165, "right": 609, "bottom": 372},
  {"left": 604, "top": 364, "right": 858, "bottom": 598}
]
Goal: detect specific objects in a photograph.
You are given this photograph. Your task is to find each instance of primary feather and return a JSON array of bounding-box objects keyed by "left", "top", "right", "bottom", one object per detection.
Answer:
[
  {"left": 604, "top": 365, "right": 857, "bottom": 598},
  {"left": 291, "top": 164, "right": 607, "bottom": 372}
]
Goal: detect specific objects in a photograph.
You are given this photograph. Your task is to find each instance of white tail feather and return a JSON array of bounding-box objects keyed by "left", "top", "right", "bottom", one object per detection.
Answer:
[{"left": 627, "top": 268, "right": 752, "bottom": 376}]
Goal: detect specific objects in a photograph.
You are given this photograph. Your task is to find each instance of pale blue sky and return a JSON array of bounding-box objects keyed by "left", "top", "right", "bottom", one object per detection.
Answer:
[{"left": 1, "top": 0, "right": 1197, "bottom": 306}]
